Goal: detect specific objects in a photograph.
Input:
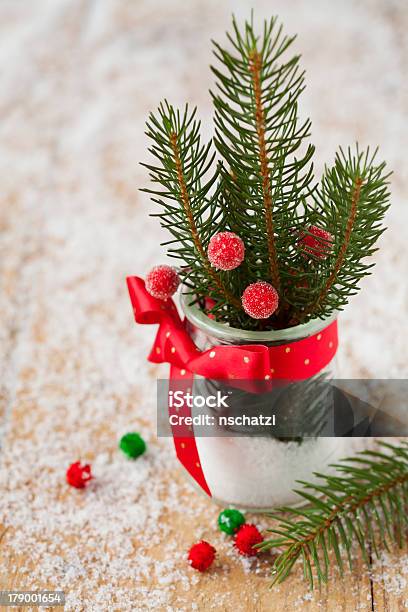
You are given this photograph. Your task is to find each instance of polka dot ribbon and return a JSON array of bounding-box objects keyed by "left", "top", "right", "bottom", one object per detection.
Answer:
[
  {"left": 127, "top": 276, "right": 338, "bottom": 497},
  {"left": 127, "top": 276, "right": 338, "bottom": 382}
]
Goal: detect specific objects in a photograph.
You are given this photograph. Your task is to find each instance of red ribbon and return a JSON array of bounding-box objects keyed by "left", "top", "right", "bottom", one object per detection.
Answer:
[
  {"left": 127, "top": 276, "right": 338, "bottom": 497},
  {"left": 127, "top": 276, "right": 338, "bottom": 381}
]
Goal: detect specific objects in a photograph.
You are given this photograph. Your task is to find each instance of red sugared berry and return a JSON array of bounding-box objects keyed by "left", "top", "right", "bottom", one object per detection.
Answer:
[
  {"left": 146, "top": 265, "right": 180, "bottom": 300},
  {"left": 66, "top": 461, "right": 92, "bottom": 489},
  {"left": 234, "top": 524, "right": 263, "bottom": 556},
  {"left": 241, "top": 281, "right": 279, "bottom": 319},
  {"left": 299, "top": 225, "right": 333, "bottom": 259},
  {"left": 207, "top": 232, "right": 245, "bottom": 271},
  {"left": 188, "top": 540, "right": 216, "bottom": 571}
]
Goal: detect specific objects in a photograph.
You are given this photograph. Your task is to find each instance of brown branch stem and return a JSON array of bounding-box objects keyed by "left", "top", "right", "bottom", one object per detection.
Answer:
[
  {"left": 249, "top": 50, "right": 281, "bottom": 292},
  {"left": 170, "top": 132, "right": 241, "bottom": 309}
]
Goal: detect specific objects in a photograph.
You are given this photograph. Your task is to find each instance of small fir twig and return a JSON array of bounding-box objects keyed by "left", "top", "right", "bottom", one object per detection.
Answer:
[
  {"left": 259, "top": 441, "right": 408, "bottom": 589},
  {"left": 301, "top": 175, "right": 364, "bottom": 320},
  {"left": 318, "top": 176, "right": 363, "bottom": 303},
  {"left": 169, "top": 131, "right": 240, "bottom": 309},
  {"left": 295, "top": 146, "right": 390, "bottom": 322},
  {"left": 142, "top": 102, "right": 242, "bottom": 318}
]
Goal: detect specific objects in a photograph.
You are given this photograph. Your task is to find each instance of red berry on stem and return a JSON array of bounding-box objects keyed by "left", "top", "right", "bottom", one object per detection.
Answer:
[
  {"left": 299, "top": 225, "right": 333, "bottom": 259},
  {"left": 207, "top": 231, "right": 245, "bottom": 271},
  {"left": 188, "top": 541, "right": 216, "bottom": 572},
  {"left": 66, "top": 461, "right": 92, "bottom": 489},
  {"left": 242, "top": 281, "right": 279, "bottom": 319},
  {"left": 234, "top": 524, "right": 263, "bottom": 556},
  {"left": 146, "top": 265, "right": 180, "bottom": 300}
]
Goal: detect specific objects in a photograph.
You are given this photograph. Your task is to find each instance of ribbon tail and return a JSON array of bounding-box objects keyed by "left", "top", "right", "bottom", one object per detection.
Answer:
[{"left": 169, "top": 365, "right": 212, "bottom": 497}]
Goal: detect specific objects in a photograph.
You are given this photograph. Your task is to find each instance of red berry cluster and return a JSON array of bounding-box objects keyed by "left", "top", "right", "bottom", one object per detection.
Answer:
[
  {"left": 145, "top": 224, "right": 332, "bottom": 321},
  {"left": 207, "top": 232, "right": 280, "bottom": 319}
]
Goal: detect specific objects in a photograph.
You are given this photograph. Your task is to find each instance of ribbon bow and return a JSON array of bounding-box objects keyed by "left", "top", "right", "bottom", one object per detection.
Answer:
[
  {"left": 126, "top": 276, "right": 338, "bottom": 382},
  {"left": 127, "top": 276, "right": 338, "bottom": 497}
]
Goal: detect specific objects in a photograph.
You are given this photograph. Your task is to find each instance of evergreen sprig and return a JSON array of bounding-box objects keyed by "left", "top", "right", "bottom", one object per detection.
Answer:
[
  {"left": 259, "top": 441, "right": 408, "bottom": 589},
  {"left": 142, "top": 15, "right": 391, "bottom": 330},
  {"left": 296, "top": 146, "right": 391, "bottom": 322},
  {"left": 142, "top": 102, "right": 241, "bottom": 313},
  {"left": 211, "top": 15, "right": 315, "bottom": 300}
]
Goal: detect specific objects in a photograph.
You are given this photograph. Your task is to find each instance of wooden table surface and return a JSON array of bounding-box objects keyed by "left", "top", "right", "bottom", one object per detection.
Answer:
[{"left": 1, "top": 1, "right": 407, "bottom": 610}]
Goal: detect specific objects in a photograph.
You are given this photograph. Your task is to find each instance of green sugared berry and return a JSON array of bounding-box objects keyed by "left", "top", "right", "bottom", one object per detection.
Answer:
[
  {"left": 119, "top": 432, "right": 146, "bottom": 458},
  {"left": 217, "top": 508, "right": 245, "bottom": 535}
]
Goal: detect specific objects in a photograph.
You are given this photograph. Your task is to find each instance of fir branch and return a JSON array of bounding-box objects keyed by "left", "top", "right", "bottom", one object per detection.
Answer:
[
  {"left": 142, "top": 101, "right": 241, "bottom": 311},
  {"left": 248, "top": 49, "right": 280, "bottom": 291},
  {"left": 303, "top": 176, "right": 363, "bottom": 319},
  {"left": 211, "top": 15, "right": 315, "bottom": 309},
  {"left": 295, "top": 146, "right": 391, "bottom": 323},
  {"left": 142, "top": 16, "right": 392, "bottom": 331},
  {"left": 260, "top": 441, "right": 408, "bottom": 589},
  {"left": 169, "top": 131, "right": 241, "bottom": 308}
]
